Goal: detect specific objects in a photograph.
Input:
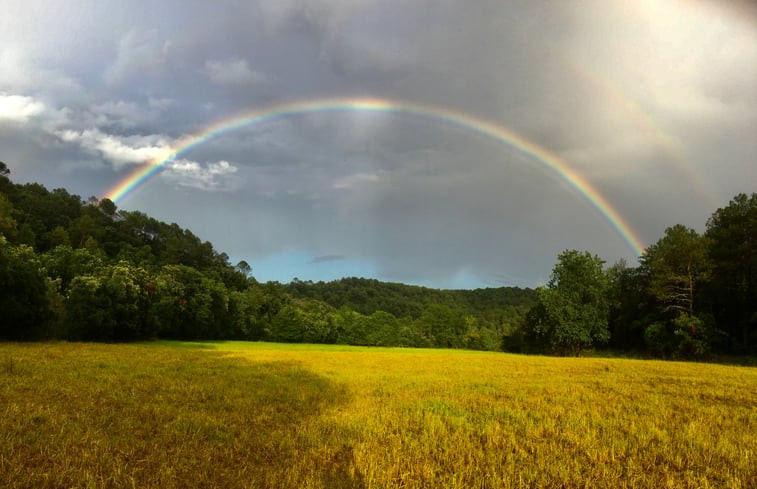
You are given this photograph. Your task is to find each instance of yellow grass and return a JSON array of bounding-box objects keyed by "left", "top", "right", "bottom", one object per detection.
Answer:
[{"left": 1, "top": 341, "right": 755, "bottom": 488}]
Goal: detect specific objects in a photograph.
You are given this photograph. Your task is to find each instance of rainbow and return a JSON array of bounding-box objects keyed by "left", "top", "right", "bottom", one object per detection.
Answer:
[{"left": 104, "top": 96, "right": 646, "bottom": 256}]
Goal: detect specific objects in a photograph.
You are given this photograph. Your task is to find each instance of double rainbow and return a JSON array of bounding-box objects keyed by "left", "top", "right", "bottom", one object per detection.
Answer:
[{"left": 104, "top": 96, "right": 646, "bottom": 256}]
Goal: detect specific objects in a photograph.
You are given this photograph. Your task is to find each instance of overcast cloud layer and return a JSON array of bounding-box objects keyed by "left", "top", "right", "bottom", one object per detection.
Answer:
[{"left": 1, "top": 0, "right": 755, "bottom": 288}]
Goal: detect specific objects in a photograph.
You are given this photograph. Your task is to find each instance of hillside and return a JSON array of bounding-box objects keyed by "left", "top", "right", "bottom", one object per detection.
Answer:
[
  {"left": 0, "top": 163, "right": 533, "bottom": 349},
  {"left": 285, "top": 277, "right": 536, "bottom": 319}
]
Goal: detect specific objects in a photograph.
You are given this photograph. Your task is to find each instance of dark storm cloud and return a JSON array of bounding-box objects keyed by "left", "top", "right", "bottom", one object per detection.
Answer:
[{"left": 1, "top": 0, "right": 755, "bottom": 287}]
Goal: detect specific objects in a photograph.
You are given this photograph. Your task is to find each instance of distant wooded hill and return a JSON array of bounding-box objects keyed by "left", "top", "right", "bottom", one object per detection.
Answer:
[{"left": 284, "top": 277, "right": 535, "bottom": 323}]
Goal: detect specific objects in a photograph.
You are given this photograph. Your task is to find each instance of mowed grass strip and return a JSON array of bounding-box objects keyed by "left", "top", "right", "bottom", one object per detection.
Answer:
[{"left": 0, "top": 342, "right": 754, "bottom": 488}]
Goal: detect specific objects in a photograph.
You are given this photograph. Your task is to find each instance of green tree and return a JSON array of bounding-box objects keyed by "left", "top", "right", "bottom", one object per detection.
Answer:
[
  {"left": 150, "top": 265, "right": 229, "bottom": 339},
  {"left": 462, "top": 315, "right": 498, "bottom": 351},
  {"left": 363, "top": 311, "right": 402, "bottom": 346},
  {"left": 706, "top": 193, "right": 757, "bottom": 353},
  {"left": 0, "top": 194, "right": 18, "bottom": 239},
  {"left": 101, "top": 262, "right": 153, "bottom": 340},
  {"left": 235, "top": 260, "right": 252, "bottom": 277},
  {"left": 523, "top": 250, "right": 610, "bottom": 354},
  {"left": 41, "top": 245, "right": 102, "bottom": 289},
  {"left": 47, "top": 225, "right": 71, "bottom": 247},
  {"left": 150, "top": 266, "right": 187, "bottom": 337},
  {"left": 606, "top": 259, "right": 655, "bottom": 351},
  {"left": 419, "top": 304, "right": 466, "bottom": 348},
  {"left": 268, "top": 304, "right": 305, "bottom": 343},
  {"left": 69, "top": 214, "right": 102, "bottom": 248},
  {"left": 640, "top": 225, "right": 713, "bottom": 357},
  {"left": 98, "top": 198, "right": 117, "bottom": 216},
  {"left": 65, "top": 262, "right": 153, "bottom": 341},
  {"left": 642, "top": 224, "right": 711, "bottom": 318},
  {"left": 228, "top": 286, "right": 267, "bottom": 340},
  {"left": 296, "top": 299, "right": 338, "bottom": 343},
  {"left": 0, "top": 236, "right": 58, "bottom": 339},
  {"left": 333, "top": 307, "right": 363, "bottom": 345}
]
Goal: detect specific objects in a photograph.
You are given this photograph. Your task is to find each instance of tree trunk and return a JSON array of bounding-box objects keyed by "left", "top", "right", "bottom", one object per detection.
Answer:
[{"left": 687, "top": 262, "right": 694, "bottom": 317}]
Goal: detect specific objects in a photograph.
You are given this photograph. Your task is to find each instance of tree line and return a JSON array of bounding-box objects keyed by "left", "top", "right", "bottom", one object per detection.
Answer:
[
  {"left": 0, "top": 162, "right": 533, "bottom": 349},
  {"left": 1, "top": 161, "right": 754, "bottom": 357},
  {"left": 507, "top": 193, "right": 756, "bottom": 357}
]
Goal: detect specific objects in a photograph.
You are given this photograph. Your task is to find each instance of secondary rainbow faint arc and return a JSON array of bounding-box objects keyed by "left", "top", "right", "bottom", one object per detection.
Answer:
[
  {"left": 104, "top": 96, "right": 646, "bottom": 256},
  {"left": 561, "top": 55, "right": 719, "bottom": 209}
]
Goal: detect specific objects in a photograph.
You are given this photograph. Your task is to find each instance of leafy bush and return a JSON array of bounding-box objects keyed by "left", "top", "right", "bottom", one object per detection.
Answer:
[
  {"left": 644, "top": 314, "right": 711, "bottom": 359},
  {"left": 643, "top": 322, "right": 676, "bottom": 358},
  {"left": 0, "top": 237, "right": 59, "bottom": 339},
  {"left": 673, "top": 314, "right": 710, "bottom": 358}
]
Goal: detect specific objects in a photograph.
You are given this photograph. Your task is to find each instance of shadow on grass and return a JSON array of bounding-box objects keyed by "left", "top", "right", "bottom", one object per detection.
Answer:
[
  {"left": 184, "top": 355, "right": 367, "bottom": 488},
  {"left": 588, "top": 348, "right": 757, "bottom": 367},
  {"left": 0, "top": 345, "right": 365, "bottom": 488}
]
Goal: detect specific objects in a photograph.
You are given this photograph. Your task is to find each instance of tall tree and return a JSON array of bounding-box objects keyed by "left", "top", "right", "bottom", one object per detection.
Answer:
[
  {"left": 523, "top": 250, "right": 610, "bottom": 354},
  {"left": 606, "top": 259, "right": 655, "bottom": 351},
  {"left": 235, "top": 260, "right": 252, "bottom": 277},
  {"left": 706, "top": 193, "right": 757, "bottom": 352},
  {"left": 642, "top": 224, "right": 711, "bottom": 317}
]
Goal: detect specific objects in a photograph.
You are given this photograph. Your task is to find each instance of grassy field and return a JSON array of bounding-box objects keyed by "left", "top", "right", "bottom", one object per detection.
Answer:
[{"left": 0, "top": 341, "right": 755, "bottom": 488}]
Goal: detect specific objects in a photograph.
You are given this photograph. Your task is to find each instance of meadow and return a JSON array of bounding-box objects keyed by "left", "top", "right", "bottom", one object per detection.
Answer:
[{"left": 0, "top": 341, "right": 754, "bottom": 488}]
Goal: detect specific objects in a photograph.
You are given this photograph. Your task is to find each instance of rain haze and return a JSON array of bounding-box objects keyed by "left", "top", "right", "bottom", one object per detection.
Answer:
[{"left": 1, "top": 0, "right": 755, "bottom": 288}]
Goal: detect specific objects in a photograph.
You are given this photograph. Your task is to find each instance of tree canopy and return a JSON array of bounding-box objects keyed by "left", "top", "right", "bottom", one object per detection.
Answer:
[
  {"left": 522, "top": 250, "right": 610, "bottom": 354},
  {"left": 642, "top": 224, "right": 711, "bottom": 317},
  {"left": 0, "top": 162, "right": 755, "bottom": 358}
]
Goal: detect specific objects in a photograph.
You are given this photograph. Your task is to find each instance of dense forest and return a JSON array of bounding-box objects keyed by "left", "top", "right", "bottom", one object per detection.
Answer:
[
  {"left": 1, "top": 161, "right": 755, "bottom": 357},
  {"left": 0, "top": 162, "right": 533, "bottom": 350}
]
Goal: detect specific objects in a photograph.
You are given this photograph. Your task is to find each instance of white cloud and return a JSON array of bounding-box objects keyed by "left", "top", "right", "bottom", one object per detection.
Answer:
[
  {"left": 1, "top": 89, "right": 240, "bottom": 193},
  {"left": 204, "top": 58, "right": 267, "bottom": 86},
  {"left": 53, "top": 123, "right": 242, "bottom": 192},
  {"left": 55, "top": 128, "right": 170, "bottom": 169},
  {"left": 0, "top": 93, "right": 46, "bottom": 121},
  {"left": 162, "top": 159, "right": 239, "bottom": 190}
]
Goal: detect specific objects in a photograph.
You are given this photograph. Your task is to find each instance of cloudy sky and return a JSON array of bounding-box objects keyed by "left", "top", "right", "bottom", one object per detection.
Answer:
[{"left": 1, "top": 0, "right": 755, "bottom": 288}]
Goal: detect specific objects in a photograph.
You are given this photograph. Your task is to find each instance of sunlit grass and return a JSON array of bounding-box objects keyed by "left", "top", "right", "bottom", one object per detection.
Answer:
[{"left": 1, "top": 341, "right": 755, "bottom": 488}]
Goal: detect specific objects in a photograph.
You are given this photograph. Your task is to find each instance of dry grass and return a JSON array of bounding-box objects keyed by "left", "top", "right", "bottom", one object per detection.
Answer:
[{"left": 0, "top": 341, "right": 755, "bottom": 488}]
